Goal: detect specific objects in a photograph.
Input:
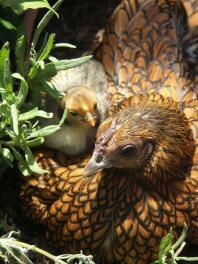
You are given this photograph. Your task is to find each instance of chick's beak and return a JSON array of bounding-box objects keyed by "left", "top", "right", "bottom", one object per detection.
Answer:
[
  {"left": 84, "top": 153, "right": 109, "bottom": 177},
  {"left": 85, "top": 113, "right": 98, "bottom": 127}
]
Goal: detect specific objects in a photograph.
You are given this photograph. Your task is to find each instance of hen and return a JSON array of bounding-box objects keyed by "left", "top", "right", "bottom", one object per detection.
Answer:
[
  {"left": 20, "top": 0, "right": 198, "bottom": 263},
  {"left": 42, "top": 59, "right": 109, "bottom": 156}
]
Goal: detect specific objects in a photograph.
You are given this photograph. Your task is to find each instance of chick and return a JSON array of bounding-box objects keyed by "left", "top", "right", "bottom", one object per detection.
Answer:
[{"left": 42, "top": 59, "right": 109, "bottom": 156}]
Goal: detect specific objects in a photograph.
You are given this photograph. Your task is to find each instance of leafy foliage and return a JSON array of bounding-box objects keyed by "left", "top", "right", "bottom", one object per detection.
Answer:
[
  {"left": 0, "top": 231, "right": 95, "bottom": 264},
  {"left": 0, "top": 0, "right": 91, "bottom": 176},
  {"left": 0, "top": 0, "right": 56, "bottom": 15},
  {"left": 152, "top": 224, "right": 198, "bottom": 263},
  {"left": 0, "top": 226, "right": 197, "bottom": 264}
]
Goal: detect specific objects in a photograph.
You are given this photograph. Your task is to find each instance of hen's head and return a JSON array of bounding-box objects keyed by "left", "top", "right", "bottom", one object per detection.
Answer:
[
  {"left": 85, "top": 94, "right": 195, "bottom": 182},
  {"left": 58, "top": 86, "right": 99, "bottom": 128}
]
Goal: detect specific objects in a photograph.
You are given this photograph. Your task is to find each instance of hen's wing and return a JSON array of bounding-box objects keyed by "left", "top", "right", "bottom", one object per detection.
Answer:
[{"left": 97, "top": 0, "right": 197, "bottom": 103}]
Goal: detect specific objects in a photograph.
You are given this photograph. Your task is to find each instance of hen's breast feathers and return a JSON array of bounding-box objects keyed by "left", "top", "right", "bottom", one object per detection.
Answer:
[{"left": 20, "top": 141, "right": 198, "bottom": 263}]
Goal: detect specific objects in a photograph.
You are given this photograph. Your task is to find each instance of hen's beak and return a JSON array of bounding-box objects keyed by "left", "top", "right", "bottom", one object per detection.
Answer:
[{"left": 84, "top": 153, "right": 110, "bottom": 177}]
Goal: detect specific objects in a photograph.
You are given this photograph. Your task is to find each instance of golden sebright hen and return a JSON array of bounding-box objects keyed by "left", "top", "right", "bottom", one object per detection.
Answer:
[
  {"left": 20, "top": 0, "right": 198, "bottom": 263},
  {"left": 21, "top": 94, "right": 198, "bottom": 264}
]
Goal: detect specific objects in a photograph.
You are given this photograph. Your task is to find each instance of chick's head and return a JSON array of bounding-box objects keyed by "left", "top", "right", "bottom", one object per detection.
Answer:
[
  {"left": 85, "top": 94, "right": 195, "bottom": 182},
  {"left": 58, "top": 86, "right": 99, "bottom": 128}
]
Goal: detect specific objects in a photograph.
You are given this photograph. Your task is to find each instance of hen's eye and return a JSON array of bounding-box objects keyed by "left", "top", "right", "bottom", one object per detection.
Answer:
[
  {"left": 69, "top": 111, "right": 78, "bottom": 116},
  {"left": 121, "top": 145, "right": 137, "bottom": 157}
]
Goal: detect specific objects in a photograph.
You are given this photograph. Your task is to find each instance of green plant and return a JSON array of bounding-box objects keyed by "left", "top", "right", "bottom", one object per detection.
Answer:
[
  {"left": 0, "top": 0, "right": 91, "bottom": 176},
  {"left": 0, "top": 0, "right": 55, "bottom": 14},
  {"left": 0, "top": 231, "right": 95, "bottom": 264},
  {"left": 152, "top": 224, "right": 198, "bottom": 264},
  {"left": 0, "top": 1, "right": 56, "bottom": 45}
]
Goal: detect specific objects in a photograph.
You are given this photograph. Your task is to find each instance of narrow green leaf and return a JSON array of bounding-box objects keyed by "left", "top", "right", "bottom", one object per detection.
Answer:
[
  {"left": 36, "top": 55, "right": 92, "bottom": 79},
  {"left": 47, "top": 56, "right": 58, "bottom": 62},
  {"left": 20, "top": 1, "right": 55, "bottom": 12},
  {"left": 0, "top": 43, "right": 9, "bottom": 68},
  {"left": 176, "top": 256, "right": 198, "bottom": 262},
  {"left": 37, "top": 33, "right": 55, "bottom": 61},
  {"left": 12, "top": 73, "right": 28, "bottom": 108},
  {"left": 0, "top": 102, "right": 10, "bottom": 116},
  {"left": 53, "top": 43, "right": 76, "bottom": 49},
  {"left": 23, "top": 145, "right": 47, "bottom": 174},
  {"left": 41, "top": 81, "right": 64, "bottom": 98},
  {"left": 4, "top": 58, "right": 14, "bottom": 104},
  {"left": 0, "top": 87, "right": 6, "bottom": 93},
  {"left": 0, "top": 147, "right": 14, "bottom": 162},
  {"left": 32, "top": 0, "right": 64, "bottom": 47},
  {"left": 15, "top": 26, "right": 26, "bottom": 75},
  {"left": 19, "top": 107, "right": 53, "bottom": 121},
  {"left": 28, "top": 125, "right": 60, "bottom": 139},
  {"left": 26, "top": 137, "right": 44, "bottom": 147},
  {"left": 10, "top": 104, "right": 19, "bottom": 135},
  {"left": 0, "top": 18, "right": 16, "bottom": 30},
  {"left": 36, "top": 32, "right": 48, "bottom": 59},
  {"left": 172, "top": 224, "right": 188, "bottom": 250},
  {"left": 1, "top": 0, "right": 57, "bottom": 17},
  {"left": 28, "top": 58, "right": 38, "bottom": 80},
  {"left": 0, "top": 43, "right": 9, "bottom": 92},
  {"left": 158, "top": 231, "right": 174, "bottom": 261},
  {"left": 10, "top": 147, "right": 30, "bottom": 176},
  {"left": 0, "top": 147, "right": 14, "bottom": 168},
  {"left": 59, "top": 108, "right": 67, "bottom": 126},
  {"left": 18, "top": 160, "right": 32, "bottom": 176},
  {"left": 5, "top": 128, "right": 15, "bottom": 139}
]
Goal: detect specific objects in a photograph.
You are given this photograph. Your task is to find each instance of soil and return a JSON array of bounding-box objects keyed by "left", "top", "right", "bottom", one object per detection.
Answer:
[{"left": 43, "top": 0, "right": 121, "bottom": 59}]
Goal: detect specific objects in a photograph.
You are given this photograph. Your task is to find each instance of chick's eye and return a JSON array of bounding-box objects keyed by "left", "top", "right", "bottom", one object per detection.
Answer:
[
  {"left": 94, "top": 103, "right": 97, "bottom": 110},
  {"left": 83, "top": 115, "right": 88, "bottom": 121},
  {"left": 121, "top": 145, "right": 137, "bottom": 157}
]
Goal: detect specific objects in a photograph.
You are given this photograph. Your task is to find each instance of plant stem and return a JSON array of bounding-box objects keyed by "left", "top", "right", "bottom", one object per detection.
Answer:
[
  {"left": 2, "top": 239, "right": 66, "bottom": 264},
  {"left": 176, "top": 256, "right": 198, "bottom": 262}
]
